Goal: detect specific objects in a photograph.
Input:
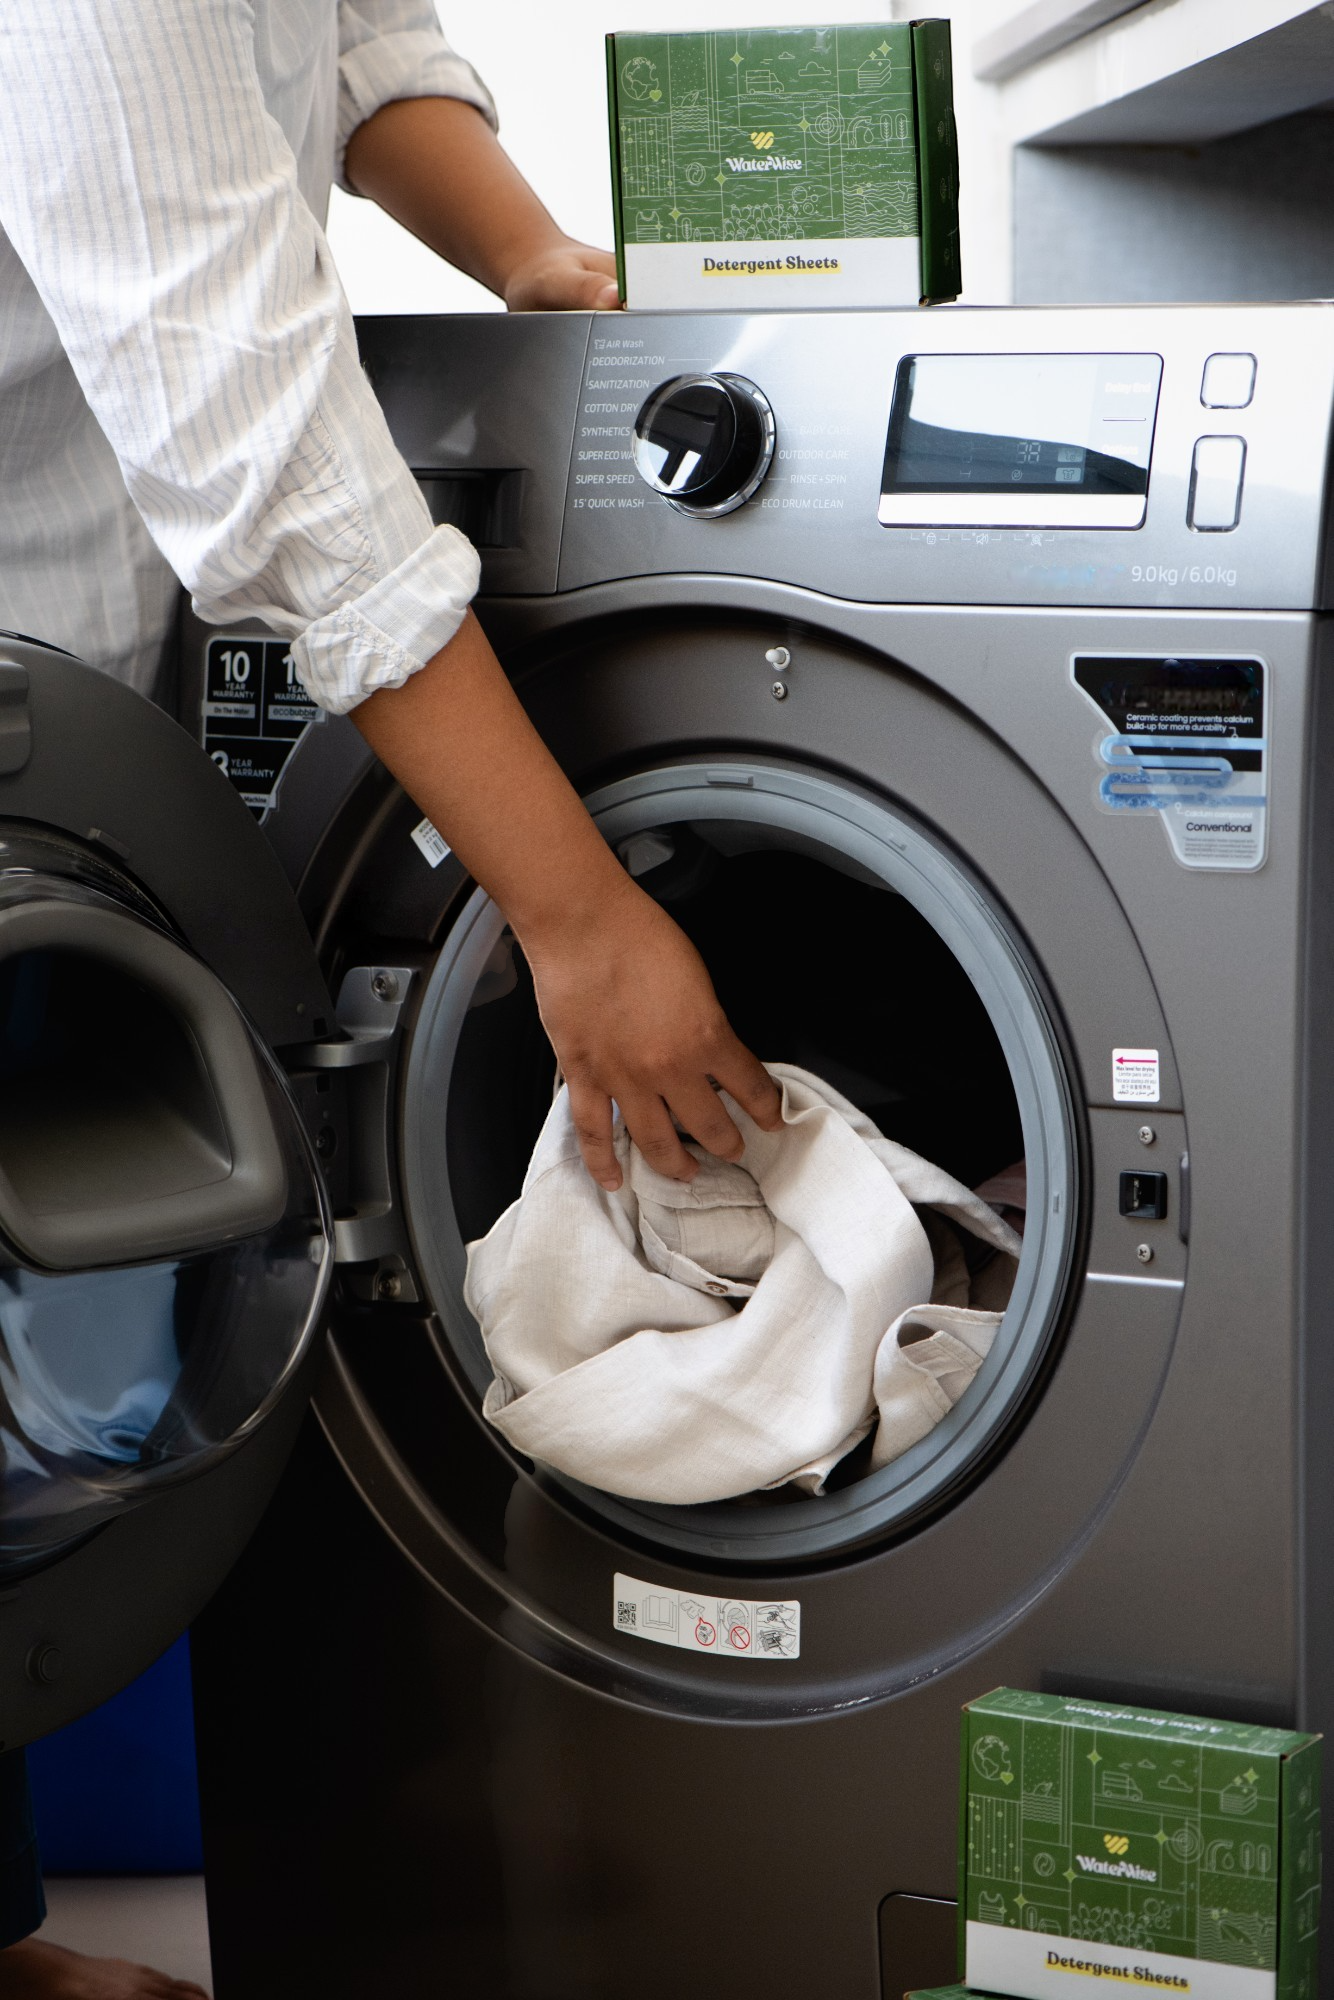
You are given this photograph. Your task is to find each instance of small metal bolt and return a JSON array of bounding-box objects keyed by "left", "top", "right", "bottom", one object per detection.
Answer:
[
  {"left": 315, "top": 1126, "right": 337, "bottom": 1160},
  {"left": 771, "top": 680, "right": 789, "bottom": 701},
  {"left": 377, "top": 1271, "right": 403, "bottom": 1300},
  {"left": 1138, "top": 1125, "right": 1156, "bottom": 1145},
  {"left": 371, "top": 971, "right": 399, "bottom": 1003},
  {"left": 765, "top": 646, "right": 791, "bottom": 671},
  {"left": 1136, "top": 1243, "right": 1154, "bottom": 1265}
]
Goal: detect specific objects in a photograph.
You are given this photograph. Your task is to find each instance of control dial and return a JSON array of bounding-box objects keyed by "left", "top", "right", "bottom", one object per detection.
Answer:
[{"left": 631, "top": 373, "right": 776, "bottom": 517}]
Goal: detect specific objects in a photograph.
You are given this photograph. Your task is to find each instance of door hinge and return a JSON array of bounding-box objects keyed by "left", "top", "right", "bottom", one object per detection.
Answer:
[{"left": 285, "top": 964, "right": 422, "bottom": 1302}]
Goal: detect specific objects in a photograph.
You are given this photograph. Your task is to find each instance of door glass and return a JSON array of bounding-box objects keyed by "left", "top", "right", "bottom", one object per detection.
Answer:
[{"left": 0, "top": 877, "right": 330, "bottom": 1576}]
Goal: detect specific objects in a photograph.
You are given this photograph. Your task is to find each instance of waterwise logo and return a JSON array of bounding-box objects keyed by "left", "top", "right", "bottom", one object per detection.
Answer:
[
  {"left": 724, "top": 146, "right": 803, "bottom": 171},
  {"left": 1075, "top": 1837, "right": 1157, "bottom": 1884}
]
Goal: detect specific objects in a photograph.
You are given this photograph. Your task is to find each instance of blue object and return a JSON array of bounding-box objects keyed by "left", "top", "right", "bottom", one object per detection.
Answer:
[{"left": 27, "top": 1635, "right": 204, "bottom": 1874}]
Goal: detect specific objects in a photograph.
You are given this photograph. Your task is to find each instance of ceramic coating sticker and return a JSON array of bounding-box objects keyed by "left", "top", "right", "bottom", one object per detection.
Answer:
[
  {"left": 613, "top": 1573, "right": 800, "bottom": 1661},
  {"left": 1072, "top": 654, "right": 1266, "bottom": 871}
]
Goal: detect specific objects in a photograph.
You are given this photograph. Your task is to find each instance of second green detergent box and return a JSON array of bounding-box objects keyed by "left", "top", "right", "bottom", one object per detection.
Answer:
[
  {"left": 605, "top": 21, "right": 960, "bottom": 309},
  {"left": 961, "top": 1690, "right": 1321, "bottom": 1999}
]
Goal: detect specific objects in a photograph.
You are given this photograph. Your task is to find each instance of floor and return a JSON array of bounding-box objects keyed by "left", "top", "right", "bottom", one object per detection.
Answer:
[{"left": 37, "top": 1877, "right": 213, "bottom": 1993}]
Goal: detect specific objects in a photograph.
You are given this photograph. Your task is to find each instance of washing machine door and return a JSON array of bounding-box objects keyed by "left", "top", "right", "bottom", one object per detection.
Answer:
[{"left": 0, "top": 636, "right": 334, "bottom": 1743}]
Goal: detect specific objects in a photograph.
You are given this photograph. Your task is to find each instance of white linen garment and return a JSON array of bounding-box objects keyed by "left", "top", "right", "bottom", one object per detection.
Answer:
[
  {"left": 0, "top": 2, "right": 493, "bottom": 703},
  {"left": 467, "top": 1065, "right": 1023, "bottom": 1504}
]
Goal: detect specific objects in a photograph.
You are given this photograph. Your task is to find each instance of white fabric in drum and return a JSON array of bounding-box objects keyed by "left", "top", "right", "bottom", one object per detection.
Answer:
[{"left": 466, "top": 1064, "right": 1021, "bottom": 1504}]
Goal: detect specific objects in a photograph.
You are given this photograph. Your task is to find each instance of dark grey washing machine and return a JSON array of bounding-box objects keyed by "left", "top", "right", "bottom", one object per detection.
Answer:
[{"left": 167, "top": 303, "right": 1333, "bottom": 2000}]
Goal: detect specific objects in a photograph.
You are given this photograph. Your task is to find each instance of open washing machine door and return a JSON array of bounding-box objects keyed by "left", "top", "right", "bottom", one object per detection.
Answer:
[{"left": 0, "top": 635, "right": 334, "bottom": 1744}]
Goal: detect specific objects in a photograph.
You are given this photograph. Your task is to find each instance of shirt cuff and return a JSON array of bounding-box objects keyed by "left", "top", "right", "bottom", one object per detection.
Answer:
[
  {"left": 337, "top": 32, "right": 498, "bottom": 192},
  {"left": 291, "top": 521, "right": 480, "bottom": 714}
]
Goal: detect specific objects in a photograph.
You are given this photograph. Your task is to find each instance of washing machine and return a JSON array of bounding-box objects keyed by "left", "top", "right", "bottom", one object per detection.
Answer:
[{"left": 5, "top": 302, "right": 1331, "bottom": 1998}]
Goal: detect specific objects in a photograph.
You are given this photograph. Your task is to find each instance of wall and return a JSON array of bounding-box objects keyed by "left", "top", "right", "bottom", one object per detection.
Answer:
[
  {"left": 327, "top": 0, "right": 1015, "bottom": 312},
  {"left": 1014, "top": 103, "right": 1334, "bottom": 303}
]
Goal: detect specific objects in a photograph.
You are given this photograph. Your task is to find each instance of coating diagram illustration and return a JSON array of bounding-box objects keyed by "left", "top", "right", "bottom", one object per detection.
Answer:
[{"left": 613, "top": 27, "right": 920, "bottom": 248}]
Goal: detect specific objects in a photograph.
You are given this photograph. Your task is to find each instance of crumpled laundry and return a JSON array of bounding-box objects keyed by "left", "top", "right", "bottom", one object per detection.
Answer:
[{"left": 466, "top": 1063, "right": 1021, "bottom": 1504}]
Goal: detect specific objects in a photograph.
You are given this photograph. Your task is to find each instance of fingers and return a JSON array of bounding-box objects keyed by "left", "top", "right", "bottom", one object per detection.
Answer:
[
  {"left": 564, "top": 1075, "right": 621, "bottom": 1191},
  {"left": 709, "top": 1038, "right": 784, "bottom": 1132},
  {"left": 570, "top": 1073, "right": 702, "bottom": 1188},
  {"left": 618, "top": 1090, "right": 700, "bottom": 1182},
  {"left": 560, "top": 268, "right": 624, "bottom": 310},
  {"left": 665, "top": 1076, "right": 746, "bottom": 1163}
]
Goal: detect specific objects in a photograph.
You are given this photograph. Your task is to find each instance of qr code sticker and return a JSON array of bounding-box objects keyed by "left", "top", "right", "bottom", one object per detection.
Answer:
[{"left": 616, "top": 1600, "right": 637, "bottom": 1628}]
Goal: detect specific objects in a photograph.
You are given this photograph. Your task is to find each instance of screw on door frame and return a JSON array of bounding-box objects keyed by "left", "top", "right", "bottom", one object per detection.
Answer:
[
  {"left": 371, "top": 971, "right": 400, "bottom": 1002},
  {"left": 1136, "top": 1243, "right": 1154, "bottom": 1264},
  {"left": 377, "top": 1270, "right": 403, "bottom": 1300},
  {"left": 1138, "top": 1125, "right": 1156, "bottom": 1145},
  {"left": 771, "top": 681, "right": 789, "bottom": 700}
]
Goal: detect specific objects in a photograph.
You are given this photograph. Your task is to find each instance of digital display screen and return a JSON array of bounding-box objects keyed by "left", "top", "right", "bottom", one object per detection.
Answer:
[{"left": 881, "top": 354, "right": 1162, "bottom": 501}]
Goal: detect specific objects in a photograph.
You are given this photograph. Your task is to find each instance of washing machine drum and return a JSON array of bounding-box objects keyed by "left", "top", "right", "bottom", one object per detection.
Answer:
[
  {"left": 0, "top": 639, "right": 332, "bottom": 1741},
  {"left": 399, "top": 760, "right": 1078, "bottom": 1565}
]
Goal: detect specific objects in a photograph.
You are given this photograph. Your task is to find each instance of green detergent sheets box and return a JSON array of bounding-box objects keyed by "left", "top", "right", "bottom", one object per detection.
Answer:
[
  {"left": 605, "top": 20, "right": 960, "bottom": 309},
  {"left": 961, "top": 1690, "right": 1321, "bottom": 2000}
]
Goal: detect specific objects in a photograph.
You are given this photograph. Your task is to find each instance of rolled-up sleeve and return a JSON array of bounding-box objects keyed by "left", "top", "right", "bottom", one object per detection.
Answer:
[
  {"left": 337, "top": 1, "right": 498, "bottom": 191},
  {"left": 0, "top": 0, "right": 477, "bottom": 714}
]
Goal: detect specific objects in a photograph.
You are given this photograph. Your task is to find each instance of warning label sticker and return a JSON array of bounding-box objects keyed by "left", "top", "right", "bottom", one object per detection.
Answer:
[
  {"left": 1112, "top": 1047, "right": 1160, "bottom": 1103},
  {"left": 613, "top": 1573, "right": 800, "bottom": 1661},
  {"left": 1072, "top": 654, "right": 1267, "bottom": 873}
]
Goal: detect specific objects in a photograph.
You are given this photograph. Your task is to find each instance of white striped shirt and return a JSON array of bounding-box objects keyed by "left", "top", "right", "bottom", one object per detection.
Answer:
[{"left": 0, "top": 2, "right": 494, "bottom": 711}]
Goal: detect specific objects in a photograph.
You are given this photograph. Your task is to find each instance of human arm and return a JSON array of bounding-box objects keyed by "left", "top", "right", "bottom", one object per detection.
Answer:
[
  {"left": 344, "top": 95, "right": 620, "bottom": 312},
  {"left": 352, "top": 614, "right": 780, "bottom": 1187}
]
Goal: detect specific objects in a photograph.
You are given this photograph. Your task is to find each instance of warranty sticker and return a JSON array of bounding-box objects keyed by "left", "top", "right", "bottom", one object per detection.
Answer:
[{"left": 1073, "top": 654, "right": 1266, "bottom": 872}]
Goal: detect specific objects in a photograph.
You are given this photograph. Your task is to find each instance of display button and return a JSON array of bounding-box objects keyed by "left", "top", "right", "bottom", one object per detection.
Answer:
[
  {"left": 1201, "top": 353, "right": 1256, "bottom": 410},
  {"left": 1119, "top": 1170, "right": 1168, "bottom": 1221},
  {"left": 1188, "top": 435, "right": 1246, "bottom": 532}
]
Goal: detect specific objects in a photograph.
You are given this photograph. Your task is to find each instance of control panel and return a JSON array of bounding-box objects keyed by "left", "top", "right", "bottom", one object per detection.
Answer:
[{"left": 560, "top": 306, "right": 1334, "bottom": 611}]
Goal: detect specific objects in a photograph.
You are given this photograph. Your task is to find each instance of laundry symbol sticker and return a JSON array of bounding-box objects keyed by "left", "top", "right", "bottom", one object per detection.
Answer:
[{"left": 613, "top": 1574, "right": 800, "bottom": 1660}]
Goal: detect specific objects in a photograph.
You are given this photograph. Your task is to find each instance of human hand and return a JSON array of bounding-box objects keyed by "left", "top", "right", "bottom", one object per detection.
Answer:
[
  {"left": 504, "top": 237, "right": 621, "bottom": 313},
  {"left": 523, "top": 878, "right": 781, "bottom": 1189}
]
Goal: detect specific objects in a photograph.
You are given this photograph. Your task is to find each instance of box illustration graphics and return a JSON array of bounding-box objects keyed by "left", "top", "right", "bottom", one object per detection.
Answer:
[
  {"left": 605, "top": 21, "right": 960, "bottom": 309},
  {"left": 961, "top": 1689, "right": 1321, "bottom": 2000}
]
